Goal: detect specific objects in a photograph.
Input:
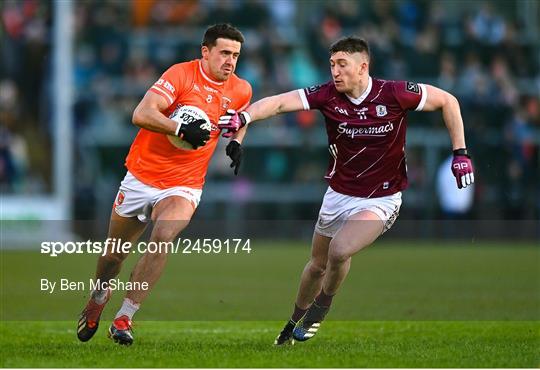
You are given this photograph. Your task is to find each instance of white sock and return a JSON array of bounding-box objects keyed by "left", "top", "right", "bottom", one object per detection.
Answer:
[
  {"left": 115, "top": 298, "right": 140, "bottom": 320},
  {"left": 91, "top": 289, "right": 109, "bottom": 305}
]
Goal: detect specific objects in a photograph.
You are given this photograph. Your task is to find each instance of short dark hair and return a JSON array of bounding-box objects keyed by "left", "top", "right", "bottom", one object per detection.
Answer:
[
  {"left": 202, "top": 24, "right": 245, "bottom": 48},
  {"left": 329, "top": 36, "right": 370, "bottom": 57}
]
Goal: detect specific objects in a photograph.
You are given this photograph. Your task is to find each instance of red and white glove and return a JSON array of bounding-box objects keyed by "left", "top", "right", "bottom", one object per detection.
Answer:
[
  {"left": 451, "top": 148, "right": 475, "bottom": 189},
  {"left": 218, "top": 109, "right": 251, "bottom": 138}
]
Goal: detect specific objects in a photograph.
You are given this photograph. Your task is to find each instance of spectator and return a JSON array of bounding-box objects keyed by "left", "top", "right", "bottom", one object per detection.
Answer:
[{"left": 1, "top": 0, "right": 537, "bottom": 222}]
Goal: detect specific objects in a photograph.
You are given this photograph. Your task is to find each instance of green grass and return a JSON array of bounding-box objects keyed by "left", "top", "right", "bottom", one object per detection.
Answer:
[
  {"left": 1, "top": 241, "right": 539, "bottom": 367},
  {"left": 0, "top": 321, "right": 538, "bottom": 367},
  {"left": 2, "top": 241, "right": 539, "bottom": 321}
]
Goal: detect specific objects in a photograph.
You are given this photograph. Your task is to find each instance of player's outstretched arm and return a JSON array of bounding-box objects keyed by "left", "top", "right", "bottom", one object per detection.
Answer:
[
  {"left": 219, "top": 90, "right": 305, "bottom": 174},
  {"left": 218, "top": 90, "right": 305, "bottom": 136},
  {"left": 132, "top": 91, "right": 178, "bottom": 135},
  {"left": 246, "top": 90, "right": 305, "bottom": 122},
  {"left": 421, "top": 84, "right": 474, "bottom": 189}
]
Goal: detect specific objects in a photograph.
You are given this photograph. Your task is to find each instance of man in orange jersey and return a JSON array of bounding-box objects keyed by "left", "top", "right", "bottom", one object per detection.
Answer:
[{"left": 76, "top": 24, "right": 252, "bottom": 346}]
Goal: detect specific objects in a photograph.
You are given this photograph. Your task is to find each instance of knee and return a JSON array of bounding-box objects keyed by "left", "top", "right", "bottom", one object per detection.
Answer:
[
  {"left": 151, "top": 229, "right": 178, "bottom": 243},
  {"left": 151, "top": 214, "right": 190, "bottom": 242},
  {"left": 328, "top": 239, "right": 352, "bottom": 265},
  {"left": 307, "top": 260, "right": 326, "bottom": 278},
  {"left": 102, "top": 252, "right": 128, "bottom": 264},
  {"left": 151, "top": 222, "right": 185, "bottom": 243}
]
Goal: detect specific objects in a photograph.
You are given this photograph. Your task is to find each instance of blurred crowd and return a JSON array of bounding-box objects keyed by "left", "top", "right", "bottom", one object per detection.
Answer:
[{"left": 1, "top": 0, "right": 538, "bottom": 219}]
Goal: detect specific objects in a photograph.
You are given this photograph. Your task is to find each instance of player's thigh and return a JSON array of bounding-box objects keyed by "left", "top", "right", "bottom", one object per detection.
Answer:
[
  {"left": 329, "top": 210, "right": 384, "bottom": 261},
  {"left": 150, "top": 196, "right": 195, "bottom": 242}
]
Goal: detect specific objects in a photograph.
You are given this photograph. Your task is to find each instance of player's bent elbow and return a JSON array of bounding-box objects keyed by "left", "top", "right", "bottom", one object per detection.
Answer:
[
  {"left": 131, "top": 107, "right": 145, "bottom": 128},
  {"left": 425, "top": 85, "right": 460, "bottom": 111},
  {"left": 449, "top": 93, "right": 459, "bottom": 104},
  {"left": 444, "top": 92, "right": 459, "bottom": 108}
]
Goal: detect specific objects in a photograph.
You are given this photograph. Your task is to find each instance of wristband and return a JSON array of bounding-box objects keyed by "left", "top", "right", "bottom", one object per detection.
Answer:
[
  {"left": 240, "top": 111, "right": 252, "bottom": 126},
  {"left": 453, "top": 148, "right": 469, "bottom": 157}
]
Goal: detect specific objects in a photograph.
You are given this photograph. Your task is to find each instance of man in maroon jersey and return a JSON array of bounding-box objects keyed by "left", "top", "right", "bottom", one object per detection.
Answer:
[{"left": 218, "top": 36, "right": 474, "bottom": 344}]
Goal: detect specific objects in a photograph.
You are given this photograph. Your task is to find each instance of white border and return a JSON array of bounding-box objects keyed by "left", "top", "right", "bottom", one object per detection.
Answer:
[
  {"left": 150, "top": 86, "right": 174, "bottom": 105},
  {"left": 414, "top": 83, "right": 428, "bottom": 111},
  {"left": 297, "top": 89, "right": 310, "bottom": 110}
]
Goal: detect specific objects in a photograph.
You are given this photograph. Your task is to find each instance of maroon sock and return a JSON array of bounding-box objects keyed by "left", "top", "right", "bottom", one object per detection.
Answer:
[
  {"left": 291, "top": 304, "right": 308, "bottom": 322},
  {"left": 315, "top": 290, "right": 334, "bottom": 307}
]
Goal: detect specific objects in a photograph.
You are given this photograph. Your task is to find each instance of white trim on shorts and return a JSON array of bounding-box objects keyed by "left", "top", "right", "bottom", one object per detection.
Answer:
[
  {"left": 113, "top": 171, "right": 202, "bottom": 223},
  {"left": 315, "top": 186, "right": 402, "bottom": 238}
]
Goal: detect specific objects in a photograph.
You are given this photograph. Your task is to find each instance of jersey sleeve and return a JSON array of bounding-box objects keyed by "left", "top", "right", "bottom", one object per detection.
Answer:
[
  {"left": 297, "top": 83, "right": 330, "bottom": 110},
  {"left": 391, "top": 81, "right": 428, "bottom": 111},
  {"left": 148, "top": 64, "right": 188, "bottom": 108}
]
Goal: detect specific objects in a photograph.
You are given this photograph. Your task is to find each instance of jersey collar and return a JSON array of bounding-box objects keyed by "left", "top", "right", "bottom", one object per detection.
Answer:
[
  {"left": 345, "top": 76, "right": 372, "bottom": 105},
  {"left": 199, "top": 60, "right": 224, "bottom": 86}
]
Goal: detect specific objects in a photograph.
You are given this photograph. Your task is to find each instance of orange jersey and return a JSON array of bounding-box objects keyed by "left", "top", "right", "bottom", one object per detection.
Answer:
[{"left": 125, "top": 59, "right": 252, "bottom": 189}]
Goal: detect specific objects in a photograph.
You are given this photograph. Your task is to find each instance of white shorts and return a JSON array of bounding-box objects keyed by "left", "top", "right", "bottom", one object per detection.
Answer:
[
  {"left": 315, "top": 187, "right": 402, "bottom": 238},
  {"left": 113, "top": 171, "right": 202, "bottom": 223}
]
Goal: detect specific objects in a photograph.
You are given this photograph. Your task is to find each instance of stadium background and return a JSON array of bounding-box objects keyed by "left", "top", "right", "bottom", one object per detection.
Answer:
[
  {"left": 1, "top": 0, "right": 539, "bottom": 227},
  {"left": 1, "top": 1, "right": 539, "bottom": 367}
]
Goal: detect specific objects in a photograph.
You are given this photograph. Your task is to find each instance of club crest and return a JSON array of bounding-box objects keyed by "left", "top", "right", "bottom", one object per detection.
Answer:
[{"left": 115, "top": 191, "right": 125, "bottom": 206}]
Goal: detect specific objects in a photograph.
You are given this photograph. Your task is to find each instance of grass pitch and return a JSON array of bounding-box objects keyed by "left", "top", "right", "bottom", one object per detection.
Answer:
[
  {"left": 1, "top": 240, "right": 539, "bottom": 367},
  {"left": 1, "top": 321, "right": 538, "bottom": 367}
]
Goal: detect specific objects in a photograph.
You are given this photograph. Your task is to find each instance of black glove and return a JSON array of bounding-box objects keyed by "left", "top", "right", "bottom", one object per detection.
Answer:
[
  {"left": 178, "top": 119, "right": 211, "bottom": 149},
  {"left": 225, "top": 140, "right": 243, "bottom": 175}
]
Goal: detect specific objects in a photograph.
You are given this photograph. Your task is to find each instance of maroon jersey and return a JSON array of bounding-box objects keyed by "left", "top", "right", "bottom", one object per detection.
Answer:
[{"left": 298, "top": 77, "right": 427, "bottom": 198}]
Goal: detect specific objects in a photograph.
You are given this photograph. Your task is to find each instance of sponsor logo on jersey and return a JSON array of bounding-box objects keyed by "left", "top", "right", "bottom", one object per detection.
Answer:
[
  {"left": 193, "top": 84, "right": 201, "bottom": 92},
  {"left": 334, "top": 106, "right": 349, "bottom": 116},
  {"left": 406, "top": 82, "right": 420, "bottom": 94},
  {"left": 376, "top": 105, "right": 387, "bottom": 117},
  {"left": 156, "top": 78, "right": 176, "bottom": 94},
  {"left": 204, "top": 85, "right": 218, "bottom": 94},
  {"left": 306, "top": 85, "right": 321, "bottom": 95},
  {"left": 337, "top": 122, "right": 394, "bottom": 138},
  {"left": 354, "top": 107, "right": 368, "bottom": 120}
]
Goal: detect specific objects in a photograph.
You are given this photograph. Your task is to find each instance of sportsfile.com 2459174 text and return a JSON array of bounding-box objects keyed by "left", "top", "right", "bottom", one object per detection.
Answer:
[{"left": 40, "top": 238, "right": 252, "bottom": 257}]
